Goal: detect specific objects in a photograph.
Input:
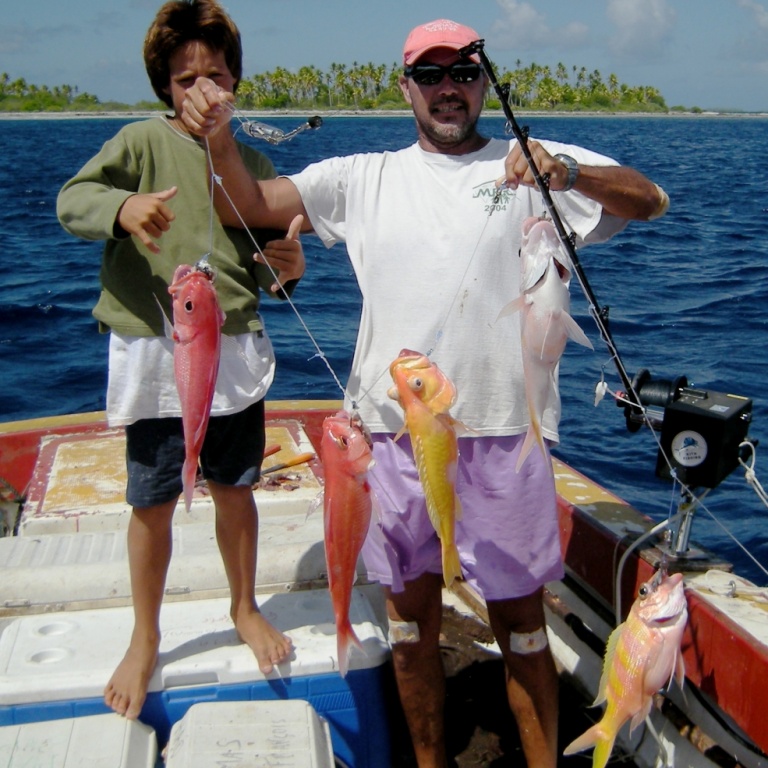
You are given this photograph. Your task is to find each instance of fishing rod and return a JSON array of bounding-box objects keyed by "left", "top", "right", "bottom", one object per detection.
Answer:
[
  {"left": 461, "top": 40, "right": 757, "bottom": 562},
  {"left": 459, "top": 39, "right": 644, "bottom": 429}
]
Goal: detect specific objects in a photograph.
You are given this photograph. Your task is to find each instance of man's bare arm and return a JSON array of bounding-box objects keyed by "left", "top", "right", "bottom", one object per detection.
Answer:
[{"left": 181, "top": 77, "right": 310, "bottom": 230}]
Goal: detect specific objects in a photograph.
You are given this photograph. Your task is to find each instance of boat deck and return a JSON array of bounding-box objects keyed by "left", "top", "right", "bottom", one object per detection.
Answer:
[{"left": 1, "top": 407, "right": 767, "bottom": 766}]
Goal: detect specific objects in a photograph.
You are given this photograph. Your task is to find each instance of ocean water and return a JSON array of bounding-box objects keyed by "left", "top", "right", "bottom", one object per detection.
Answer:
[{"left": 1, "top": 113, "right": 767, "bottom": 584}]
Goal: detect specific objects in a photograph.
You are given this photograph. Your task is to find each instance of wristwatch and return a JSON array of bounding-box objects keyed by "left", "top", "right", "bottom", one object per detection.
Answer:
[{"left": 554, "top": 154, "right": 579, "bottom": 191}]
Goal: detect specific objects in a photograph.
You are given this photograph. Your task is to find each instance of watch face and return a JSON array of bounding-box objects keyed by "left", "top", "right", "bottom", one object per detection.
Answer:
[{"left": 671, "top": 430, "right": 707, "bottom": 467}]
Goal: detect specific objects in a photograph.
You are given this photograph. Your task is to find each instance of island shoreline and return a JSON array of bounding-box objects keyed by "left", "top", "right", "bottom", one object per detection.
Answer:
[{"left": 2, "top": 109, "right": 767, "bottom": 120}]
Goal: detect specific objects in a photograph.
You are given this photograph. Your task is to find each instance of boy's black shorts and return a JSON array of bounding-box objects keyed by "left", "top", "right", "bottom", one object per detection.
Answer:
[{"left": 124, "top": 399, "right": 266, "bottom": 508}]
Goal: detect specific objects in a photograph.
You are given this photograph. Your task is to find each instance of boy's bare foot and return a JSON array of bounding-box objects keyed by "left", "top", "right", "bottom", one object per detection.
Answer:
[
  {"left": 104, "top": 632, "right": 160, "bottom": 719},
  {"left": 233, "top": 607, "right": 293, "bottom": 674}
]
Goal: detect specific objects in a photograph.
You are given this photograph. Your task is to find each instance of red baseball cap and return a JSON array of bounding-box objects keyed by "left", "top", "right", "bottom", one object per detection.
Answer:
[{"left": 402, "top": 19, "right": 481, "bottom": 66}]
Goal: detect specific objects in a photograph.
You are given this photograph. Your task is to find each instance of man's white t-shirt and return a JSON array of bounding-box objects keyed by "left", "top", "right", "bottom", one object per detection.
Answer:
[{"left": 290, "top": 137, "right": 626, "bottom": 442}]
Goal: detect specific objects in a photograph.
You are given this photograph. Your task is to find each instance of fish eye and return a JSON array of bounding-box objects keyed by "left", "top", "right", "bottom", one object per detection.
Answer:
[
  {"left": 184, "top": 300, "right": 194, "bottom": 312},
  {"left": 409, "top": 377, "right": 424, "bottom": 391},
  {"left": 638, "top": 583, "right": 649, "bottom": 599}
]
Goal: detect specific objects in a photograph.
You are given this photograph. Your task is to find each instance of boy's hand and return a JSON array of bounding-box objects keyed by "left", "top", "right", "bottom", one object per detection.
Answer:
[
  {"left": 257, "top": 215, "right": 305, "bottom": 293},
  {"left": 181, "top": 77, "right": 234, "bottom": 137},
  {"left": 117, "top": 187, "right": 178, "bottom": 254}
]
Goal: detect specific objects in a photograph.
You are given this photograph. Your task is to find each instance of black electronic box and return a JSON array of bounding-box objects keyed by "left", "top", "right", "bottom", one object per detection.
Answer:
[{"left": 655, "top": 387, "right": 752, "bottom": 488}]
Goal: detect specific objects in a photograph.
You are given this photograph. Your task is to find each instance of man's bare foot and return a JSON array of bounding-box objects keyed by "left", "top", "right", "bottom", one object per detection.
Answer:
[
  {"left": 104, "top": 632, "right": 159, "bottom": 719},
  {"left": 233, "top": 606, "right": 293, "bottom": 674}
]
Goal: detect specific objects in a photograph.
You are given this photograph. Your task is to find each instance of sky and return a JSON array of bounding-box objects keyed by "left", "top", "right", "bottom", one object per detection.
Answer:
[{"left": 2, "top": 0, "right": 768, "bottom": 112}]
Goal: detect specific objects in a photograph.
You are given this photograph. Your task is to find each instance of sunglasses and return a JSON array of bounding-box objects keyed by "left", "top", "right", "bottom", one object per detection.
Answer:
[{"left": 404, "top": 60, "right": 482, "bottom": 86}]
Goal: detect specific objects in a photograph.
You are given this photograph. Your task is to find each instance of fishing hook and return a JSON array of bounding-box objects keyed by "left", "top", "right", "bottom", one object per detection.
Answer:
[{"left": 227, "top": 106, "right": 323, "bottom": 144}]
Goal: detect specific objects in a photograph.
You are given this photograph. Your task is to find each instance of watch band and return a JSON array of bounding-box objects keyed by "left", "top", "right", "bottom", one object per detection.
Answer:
[{"left": 554, "top": 153, "right": 579, "bottom": 191}]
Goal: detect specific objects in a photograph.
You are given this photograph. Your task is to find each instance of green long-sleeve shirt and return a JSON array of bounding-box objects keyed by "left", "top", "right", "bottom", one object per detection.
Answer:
[{"left": 57, "top": 116, "right": 285, "bottom": 336}]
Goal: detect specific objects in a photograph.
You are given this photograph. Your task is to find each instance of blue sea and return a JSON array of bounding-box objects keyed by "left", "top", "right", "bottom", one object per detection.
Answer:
[{"left": 1, "top": 113, "right": 767, "bottom": 585}]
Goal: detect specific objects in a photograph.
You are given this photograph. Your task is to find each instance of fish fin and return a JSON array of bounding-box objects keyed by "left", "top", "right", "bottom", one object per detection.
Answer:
[
  {"left": 393, "top": 423, "right": 407, "bottom": 443},
  {"left": 591, "top": 738, "right": 617, "bottom": 768},
  {"left": 447, "top": 416, "right": 475, "bottom": 438},
  {"left": 337, "top": 620, "right": 365, "bottom": 678},
  {"left": 564, "top": 724, "right": 616, "bottom": 768},
  {"left": 520, "top": 250, "right": 550, "bottom": 292},
  {"left": 181, "top": 457, "right": 196, "bottom": 513},
  {"left": 629, "top": 699, "right": 653, "bottom": 734},
  {"left": 561, "top": 312, "right": 594, "bottom": 349},
  {"left": 673, "top": 654, "right": 688, "bottom": 708},
  {"left": 496, "top": 295, "right": 526, "bottom": 320},
  {"left": 673, "top": 651, "right": 686, "bottom": 690},
  {"left": 563, "top": 722, "right": 605, "bottom": 755},
  {"left": 369, "top": 487, "right": 383, "bottom": 524},
  {"left": 307, "top": 490, "right": 324, "bottom": 520},
  {"left": 515, "top": 423, "right": 550, "bottom": 474},
  {"left": 154, "top": 294, "right": 175, "bottom": 339},
  {"left": 594, "top": 625, "right": 623, "bottom": 705},
  {"left": 441, "top": 540, "right": 462, "bottom": 588}
]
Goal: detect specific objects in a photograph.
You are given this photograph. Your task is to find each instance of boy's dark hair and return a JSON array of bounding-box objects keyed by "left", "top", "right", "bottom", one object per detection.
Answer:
[{"left": 144, "top": 0, "right": 242, "bottom": 108}]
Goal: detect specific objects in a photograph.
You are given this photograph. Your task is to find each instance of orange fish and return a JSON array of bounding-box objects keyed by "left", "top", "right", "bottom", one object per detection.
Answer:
[
  {"left": 321, "top": 410, "right": 374, "bottom": 677},
  {"left": 564, "top": 570, "right": 688, "bottom": 768},
  {"left": 168, "top": 261, "right": 225, "bottom": 512},
  {"left": 387, "top": 350, "right": 462, "bottom": 587}
]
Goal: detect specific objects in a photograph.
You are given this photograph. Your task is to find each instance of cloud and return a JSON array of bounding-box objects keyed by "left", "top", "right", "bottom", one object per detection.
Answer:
[
  {"left": 489, "top": 0, "right": 589, "bottom": 53},
  {"left": 0, "top": 23, "right": 77, "bottom": 56},
  {"left": 736, "top": 0, "right": 768, "bottom": 31},
  {"left": 606, "top": 0, "right": 676, "bottom": 57},
  {"left": 0, "top": 29, "right": 26, "bottom": 55}
]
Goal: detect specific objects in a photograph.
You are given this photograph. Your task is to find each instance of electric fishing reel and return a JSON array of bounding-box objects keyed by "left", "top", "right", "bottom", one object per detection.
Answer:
[{"left": 618, "top": 369, "right": 754, "bottom": 490}]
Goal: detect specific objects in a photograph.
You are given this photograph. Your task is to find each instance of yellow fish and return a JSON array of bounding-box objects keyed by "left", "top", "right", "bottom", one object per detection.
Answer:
[
  {"left": 387, "top": 349, "right": 462, "bottom": 587},
  {"left": 564, "top": 570, "right": 688, "bottom": 768}
]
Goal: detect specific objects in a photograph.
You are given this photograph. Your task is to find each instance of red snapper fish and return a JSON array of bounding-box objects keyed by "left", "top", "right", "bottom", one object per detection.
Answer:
[
  {"left": 321, "top": 410, "right": 374, "bottom": 677},
  {"left": 564, "top": 571, "right": 688, "bottom": 768},
  {"left": 168, "top": 261, "right": 225, "bottom": 512},
  {"left": 498, "top": 216, "right": 593, "bottom": 472},
  {"left": 387, "top": 350, "right": 463, "bottom": 587}
]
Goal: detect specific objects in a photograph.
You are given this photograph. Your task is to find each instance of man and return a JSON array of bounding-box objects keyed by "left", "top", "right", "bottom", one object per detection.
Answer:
[{"left": 181, "top": 18, "right": 667, "bottom": 767}]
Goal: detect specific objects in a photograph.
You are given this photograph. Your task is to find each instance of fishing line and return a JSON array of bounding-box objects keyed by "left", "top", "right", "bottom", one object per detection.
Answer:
[
  {"left": 200, "top": 135, "right": 353, "bottom": 408},
  {"left": 425, "top": 194, "right": 503, "bottom": 358}
]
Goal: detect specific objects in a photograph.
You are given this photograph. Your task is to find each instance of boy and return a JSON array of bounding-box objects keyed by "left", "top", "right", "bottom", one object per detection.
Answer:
[{"left": 56, "top": 0, "right": 301, "bottom": 720}]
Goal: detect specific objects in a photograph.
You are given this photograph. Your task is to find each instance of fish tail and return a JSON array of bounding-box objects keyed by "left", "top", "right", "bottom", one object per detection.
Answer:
[
  {"left": 515, "top": 422, "right": 552, "bottom": 475},
  {"left": 563, "top": 724, "right": 616, "bottom": 768},
  {"left": 442, "top": 540, "right": 462, "bottom": 587},
  {"left": 181, "top": 457, "right": 196, "bottom": 513},
  {"left": 337, "top": 620, "right": 365, "bottom": 678}
]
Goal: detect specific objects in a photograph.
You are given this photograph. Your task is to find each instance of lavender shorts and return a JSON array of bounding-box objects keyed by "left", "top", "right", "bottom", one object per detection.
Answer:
[{"left": 361, "top": 433, "right": 564, "bottom": 601}]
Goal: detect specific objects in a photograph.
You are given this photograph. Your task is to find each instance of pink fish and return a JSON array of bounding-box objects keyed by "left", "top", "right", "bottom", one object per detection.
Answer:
[
  {"left": 321, "top": 410, "right": 374, "bottom": 677},
  {"left": 168, "top": 262, "right": 225, "bottom": 511},
  {"left": 564, "top": 571, "right": 688, "bottom": 768},
  {"left": 387, "top": 350, "right": 463, "bottom": 588},
  {"left": 498, "top": 216, "right": 593, "bottom": 472}
]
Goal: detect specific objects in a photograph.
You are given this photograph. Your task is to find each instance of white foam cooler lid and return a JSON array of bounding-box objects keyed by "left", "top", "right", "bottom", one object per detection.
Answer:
[
  {"left": 0, "top": 512, "right": 365, "bottom": 616},
  {"left": 0, "top": 713, "right": 157, "bottom": 768},
  {"left": 164, "top": 700, "right": 335, "bottom": 768},
  {"left": 0, "top": 588, "right": 388, "bottom": 706},
  {"left": 20, "top": 422, "right": 321, "bottom": 536}
]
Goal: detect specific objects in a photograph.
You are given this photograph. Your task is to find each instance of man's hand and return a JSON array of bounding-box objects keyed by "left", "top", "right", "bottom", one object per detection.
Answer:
[
  {"left": 116, "top": 187, "right": 177, "bottom": 254},
  {"left": 499, "top": 140, "right": 570, "bottom": 191},
  {"left": 257, "top": 215, "right": 306, "bottom": 294}
]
